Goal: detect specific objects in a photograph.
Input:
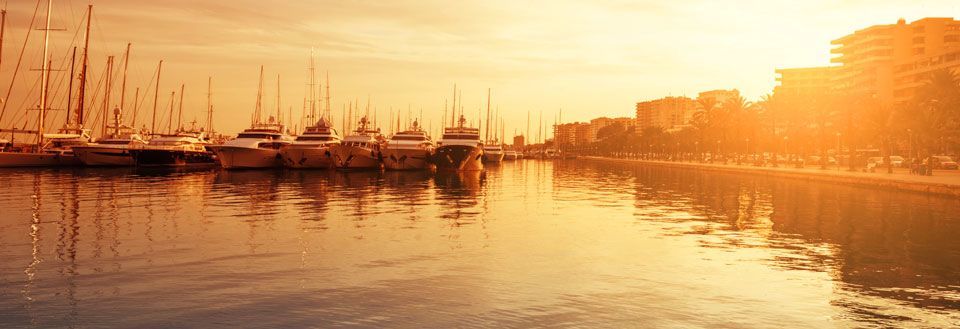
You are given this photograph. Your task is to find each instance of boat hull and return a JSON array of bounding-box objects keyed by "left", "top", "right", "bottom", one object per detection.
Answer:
[
  {"left": 131, "top": 149, "right": 216, "bottom": 167},
  {"left": 382, "top": 147, "right": 432, "bottom": 170},
  {"left": 331, "top": 145, "right": 381, "bottom": 170},
  {"left": 503, "top": 152, "right": 519, "bottom": 160},
  {"left": 434, "top": 145, "right": 484, "bottom": 171},
  {"left": 280, "top": 146, "right": 335, "bottom": 169},
  {"left": 210, "top": 146, "right": 282, "bottom": 169},
  {"left": 74, "top": 146, "right": 135, "bottom": 166},
  {"left": 0, "top": 151, "right": 81, "bottom": 167},
  {"left": 482, "top": 151, "right": 505, "bottom": 163}
]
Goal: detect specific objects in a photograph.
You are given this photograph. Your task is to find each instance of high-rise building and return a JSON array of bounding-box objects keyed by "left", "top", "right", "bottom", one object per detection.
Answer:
[
  {"left": 829, "top": 17, "right": 960, "bottom": 105},
  {"left": 554, "top": 122, "right": 593, "bottom": 147},
  {"left": 513, "top": 135, "right": 525, "bottom": 147},
  {"left": 774, "top": 67, "right": 837, "bottom": 97},
  {"left": 635, "top": 96, "right": 696, "bottom": 130}
]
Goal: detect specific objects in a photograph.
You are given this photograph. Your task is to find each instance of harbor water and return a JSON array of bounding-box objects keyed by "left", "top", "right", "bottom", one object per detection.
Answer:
[{"left": 0, "top": 160, "right": 958, "bottom": 327}]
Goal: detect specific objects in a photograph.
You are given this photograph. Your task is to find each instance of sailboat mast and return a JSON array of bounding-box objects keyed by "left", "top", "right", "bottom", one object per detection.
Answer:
[
  {"left": 451, "top": 84, "right": 456, "bottom": 126},
  {"left": 0, "top": 8, "right": 6, "bottom": 72},
  {"left": 102, "top": 56, "right": 114, "bottom": 137},
  {"left": 37, "top": 0, "right": 53, "bottom": 146},
  {"left": 206, "top": 77, "right": 212, "bottom": 132},
  {"left": 177, "top": 83, "right": 184, "bottom": 130},
  {"left": 76, "top": 4, "right": 92, "bottom": 126},
  {"left": 167, "top": 90, "right": 175, "bottom": 133},
  {"left": 120, "top": 43, "right": 130, "bottom": 112},
  {"left": 324, "top": 71, "right": 331, "bottom": 119},
  {"left": 308, "top": 52, "right": 316, "bottom": 121},
  {"left": 65, "top": 47, "right": 76, "bottom": 124},
  {"left": 255, "top": 65, "right": 264, "bottom": 124},
  {"left": 132, "top": 88, "right": 139, "bottom": 128},
  {"left": 485, "top": 88, "right": 491, "bottom": 141},
  {"left": 151, "top": 60, "right": 162, "bottom": 134},
  {"left": 276, "top": 74, "right": 281, "bottom": 124}
]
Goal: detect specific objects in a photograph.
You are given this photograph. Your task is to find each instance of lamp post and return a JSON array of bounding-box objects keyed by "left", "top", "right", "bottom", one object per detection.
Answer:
[{"left": 695, "top": 141, "right": 700, "bottom": 162}]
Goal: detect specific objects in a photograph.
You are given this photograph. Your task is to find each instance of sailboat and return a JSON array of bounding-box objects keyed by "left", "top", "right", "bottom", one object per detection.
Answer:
[
  {"left": 330, "top": 115, "right": 383, "bottom": 170},
  {"left": 208, "top": 67, "right": 292, "bottom": 169},
  {"left": 382, "top": 119, "right": 434, "bottom": 170},
  {"left": 0, "top": 1, "right": 93, "bottom": 167}
]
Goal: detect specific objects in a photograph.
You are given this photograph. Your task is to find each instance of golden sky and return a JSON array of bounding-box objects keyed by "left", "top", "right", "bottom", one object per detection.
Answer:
[{"left": 1, "top": 0, "right": 958, "bottom": 138}]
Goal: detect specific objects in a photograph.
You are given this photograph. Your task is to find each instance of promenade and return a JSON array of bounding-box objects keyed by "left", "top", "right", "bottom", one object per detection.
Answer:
[{"left": 582, "top": 156, "right": 960, "bottom": 198}]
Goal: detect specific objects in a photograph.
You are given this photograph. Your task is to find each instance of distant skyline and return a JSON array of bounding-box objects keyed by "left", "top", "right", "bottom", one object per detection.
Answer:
[{"left": 0, "top": 0, "right": 958, "bottom": 137}]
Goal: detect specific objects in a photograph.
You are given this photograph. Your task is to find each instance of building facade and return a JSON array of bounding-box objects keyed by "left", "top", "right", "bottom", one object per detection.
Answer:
[
  {"left": 635, "top": 97, "right": 696, "bottom": 130},
  {"left": 774, "top": 67, "right": 836, "bottom": 97}
]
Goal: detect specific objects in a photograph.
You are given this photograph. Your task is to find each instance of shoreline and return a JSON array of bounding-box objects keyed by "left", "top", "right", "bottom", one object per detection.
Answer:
[{"left": 581, "top": 156, "right": 960, "bottom": 198}]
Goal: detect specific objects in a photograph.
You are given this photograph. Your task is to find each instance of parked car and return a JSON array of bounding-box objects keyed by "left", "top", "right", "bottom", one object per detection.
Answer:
[
  {"left": 930, "top": 156, "right": 959, "bottom": 170},
  {"left": 888, "top": 155, "right": 905, "bottom": 168}
]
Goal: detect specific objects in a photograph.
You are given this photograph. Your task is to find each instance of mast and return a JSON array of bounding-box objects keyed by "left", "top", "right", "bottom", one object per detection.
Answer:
[
  {"left": 450, "top": 84, "right": 456, "bottom": 126},
  {"left": 132, "top": 87, "right": 139, "bottom": 128},
  {"left": 151, "top": 60, "right": 162, "bottom": 134},
  {"left": 206, "top": 77, "right": 212, "bottom": 132},
  {"left": 255, "top": 65, "right": 264, "bottom": 125},
  {"left": 120, "top": 43, "right": 130, "bottom": 113},
  {"left": 102, "top": 56, "right": 114, "bottom": 137},
  {"left": 65, "top": 47, "right": 76, "bottom": 125},
  {"left": 276, "top": 74, "right": 281, "bottom": 125},
  {"left": 308, "top": 52, "right": 316, "bottom": 121},
  {"left": 37, "top": 0, "right": 53, "bottom": 146},
  {"left": 0, "top": 8, "right": 6, "bottom": 72},
  {"left": 177, "top": 83, "right": 184, "bottom": 130},
  {"left": 324, "top": 71, "right": 331, "bottom": 119},
  {"left": 167, "top": 91, "right": 175, "bottom": 133},
  {"left": 76, "top": 4, "right": 92, "bottom": 126},
  {"left": 485, "top": 88, "right": 491, "bottom": 142}
]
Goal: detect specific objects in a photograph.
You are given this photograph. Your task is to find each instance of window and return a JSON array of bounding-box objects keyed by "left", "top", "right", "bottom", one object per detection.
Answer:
[
  {"left": 945, "top": 35, "right": 960, "bottom": 42},
  {"left": 913, "top": 36, "right": 925, "bottom": 44},
  {"left": 913, "top": 26, "right": 926, "bottom": 33},
  {"left": 913, "top": 47, "right": 925, "bottom": 55}
]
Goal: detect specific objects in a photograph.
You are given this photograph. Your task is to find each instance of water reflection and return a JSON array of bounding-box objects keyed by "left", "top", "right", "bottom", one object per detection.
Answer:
[{"left": 0, "top": 161, "right": 957, "bottom": 327}]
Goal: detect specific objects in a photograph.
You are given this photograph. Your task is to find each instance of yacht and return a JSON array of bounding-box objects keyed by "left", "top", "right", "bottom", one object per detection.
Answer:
[
  {"left": 0, "top": 128, "right": 92, "bottom": 167},
  {"left": 73, "top": 108, "right": 147, "bottom": 166},
  {"left": 434, "top": 115, "right": 483, "bottom": 171},
  {"left": 130, "top": 129, "right": 215, "bottom": 167},
  {"left": 280, "top": 117, "right": 341, "bottom": 169},
  {"left": 503, "top": 150, "right": 520, "bottom": 160},
  {"left": 481, "top": 140, "right": 505, "bottom": 163},
  {"left": 208, "top": 117, "right": 291, "bottom": 169},
  {"left": 382, "top": 120, "right": 434, "bottom": 170},
  {"left": 331, "top": 116, "right": 383, "bottom": 170}
]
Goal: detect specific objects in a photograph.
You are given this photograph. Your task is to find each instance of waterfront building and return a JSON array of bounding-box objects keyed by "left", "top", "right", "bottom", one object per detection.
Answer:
[
  {"left": 828, "top": 17, "right": 960, "bottom": 106},
  {"left": 774, "top": 67, "right": 837, "bottom": 97},
  {"left": 635, "top": 96, "right": 696, "bottom": 130},
  {"left": 513, "top": 135, "right": 525, "bottom": 147},
  {"left": 554, "top": 122, "right": 593, "bottom": 147}
]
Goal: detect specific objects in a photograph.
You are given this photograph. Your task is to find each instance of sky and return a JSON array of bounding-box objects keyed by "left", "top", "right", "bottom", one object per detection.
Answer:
[{"left": 0, "top": 0, "right": 958, "bottom": 140}]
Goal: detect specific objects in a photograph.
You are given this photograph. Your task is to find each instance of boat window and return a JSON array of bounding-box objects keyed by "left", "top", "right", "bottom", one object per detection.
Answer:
[
  {"left": 296, "top": 136, "right": 335, "bottom": 141},
  {"left": 392, "top": 136, "right": 425, "bottom": 141},
  {"left": 237, "top": 133, "right": 273, "bottom": 139}
]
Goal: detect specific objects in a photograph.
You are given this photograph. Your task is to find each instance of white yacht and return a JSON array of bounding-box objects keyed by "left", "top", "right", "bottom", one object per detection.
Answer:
[
  {"left": 434, "top": 115, "right": 483, "bottom": 171},
  {"left": 208, "top": 117, "right": 291, "bottom": 169},
  {"left": 130, "top": 129, "right": 215, "bottom": 167},
  {"left": 0, "top": 128, "right": 92, "bottom": 167},
  {"left": 503, "top": 150, "right": 520, "bottom": 160},
  {"left": 331, "top": 116, "right": 383, "bottom": 170},
  {"left": 280, "top": 117, "right": 341, "bottom": 169},
  {"left": 481, "top": 140, "right": 505, "bottom": 163},
  {"left": 382, "top": 120, "right": 434, "bottom": 170},
  {"left": 74, "top": 108, "right": 147, "bottom": 166}
]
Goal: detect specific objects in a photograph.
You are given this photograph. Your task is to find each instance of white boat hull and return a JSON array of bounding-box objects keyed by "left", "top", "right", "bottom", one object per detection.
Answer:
[
  {"left": 280, "top": 146, "right": 335, "bottom": 169},
  {"left": 434, "top": 145, "right": 484, "bottom": 171},
  {"left": 482, "top": 151, "right": 505, "bottom": 163},
  {"left": 331, "top": 145, "right": 381, "bottom": 170},
  {"left": 0, "top": 151, "right": 81, "bottom": 167},
  {"left": 211, "top": 146, "right": 282, "bottom": 169},
  {"left": 74, "top": 146, "right": 135, "bottom": 166},
  {"left": 382, "top": 147, "right": 432, "bottom": 170}
]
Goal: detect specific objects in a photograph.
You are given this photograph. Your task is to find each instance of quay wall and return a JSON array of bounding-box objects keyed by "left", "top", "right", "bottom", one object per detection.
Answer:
[{"left": 581, "top": 156, "right": 960, "bottom": 198}]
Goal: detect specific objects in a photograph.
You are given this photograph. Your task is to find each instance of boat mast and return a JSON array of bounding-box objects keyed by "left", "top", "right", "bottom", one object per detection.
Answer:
[
  {"left": 206, "top": 77, "right": 212, "bottom": 132},
  {"left": 177, "top": 83, "right": 184, "bottom": 130},
  {"left": 485, "top": 88, "right": 491, "bottom": 142},
  {"left": 132, "top": 87, "right": 139, "bottom": 128},
  {"left": 0, "top": 8, "right": 6, "bottom": 72},
  {"left": 76, "top": 4, "right": 92, "bottom": 127},
  {"left": 255, "top": 65, "right": 264, "bottom": 125},
  {"left": 102, "top": 55, "right": 114, "bottom": 137},
  {"left": 36, "top": 0, "right": 53, "bottom": 146},
  {"left": 276, "top": 74, "right": 281, "bottom": 125},
  {"left": 120, "top": 43, "right": 130, "bottom": 113},
  {"left": 65, "top": 47, "right": 76, "bottom": 125},
  {"left": 451, "top": 84, "right": 456, "bottom": 126},
  {"left": 308, "top": 52, "right": 316, "bottom": 122},
  {"left": 324, "top": 71, "right": 331, "bottom": 120},
  {"left": 151, "top": 60, "right": 162, "bottom": 134},
  {"left": 167, "top": 90, "right": 175, "bottom": 133}
]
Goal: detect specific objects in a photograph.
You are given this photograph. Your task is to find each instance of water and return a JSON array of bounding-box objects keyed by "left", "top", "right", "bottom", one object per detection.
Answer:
[{"left": 0, "top": 160, "right": 958, "bottom": 328}]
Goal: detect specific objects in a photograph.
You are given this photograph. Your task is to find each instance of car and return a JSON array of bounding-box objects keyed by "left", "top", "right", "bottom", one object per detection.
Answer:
[
  {"left": 888, "top": 155, "right": 905, "bottom": 168},
  {"left": 930, "top": 156, "right": 959, "bottom": 170}
]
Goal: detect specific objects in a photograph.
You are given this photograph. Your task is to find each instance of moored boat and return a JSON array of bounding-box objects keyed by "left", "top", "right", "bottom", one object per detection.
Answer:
[
  {"left": 434, "top": 115, "right": 483, "bottom": 171},
  {"left": 382, "top": 120, "right": 434, "bottom": 170},
  {"left": 331, "top": 116, "right": 383, "bottom": 170},
  {"left": 73, "top": 108, "right": 147, "bottom": 166},
  {"left": 280, "top": 117, "right": 340, "bottom": 169},
  {"left": 130, "top": 130, "right": 215, "bottom": 167},
  {"left": 209, "top": 118, "right": 291, "bottom": 170}
]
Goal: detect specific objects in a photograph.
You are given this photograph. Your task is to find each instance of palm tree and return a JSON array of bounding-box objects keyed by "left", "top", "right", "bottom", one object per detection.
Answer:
[
  {"left": 722, "top": 96, "right": 752, "bottom": 165},
  {"left": 909, "top": 69, "right": 960, "bottom": 174}
]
